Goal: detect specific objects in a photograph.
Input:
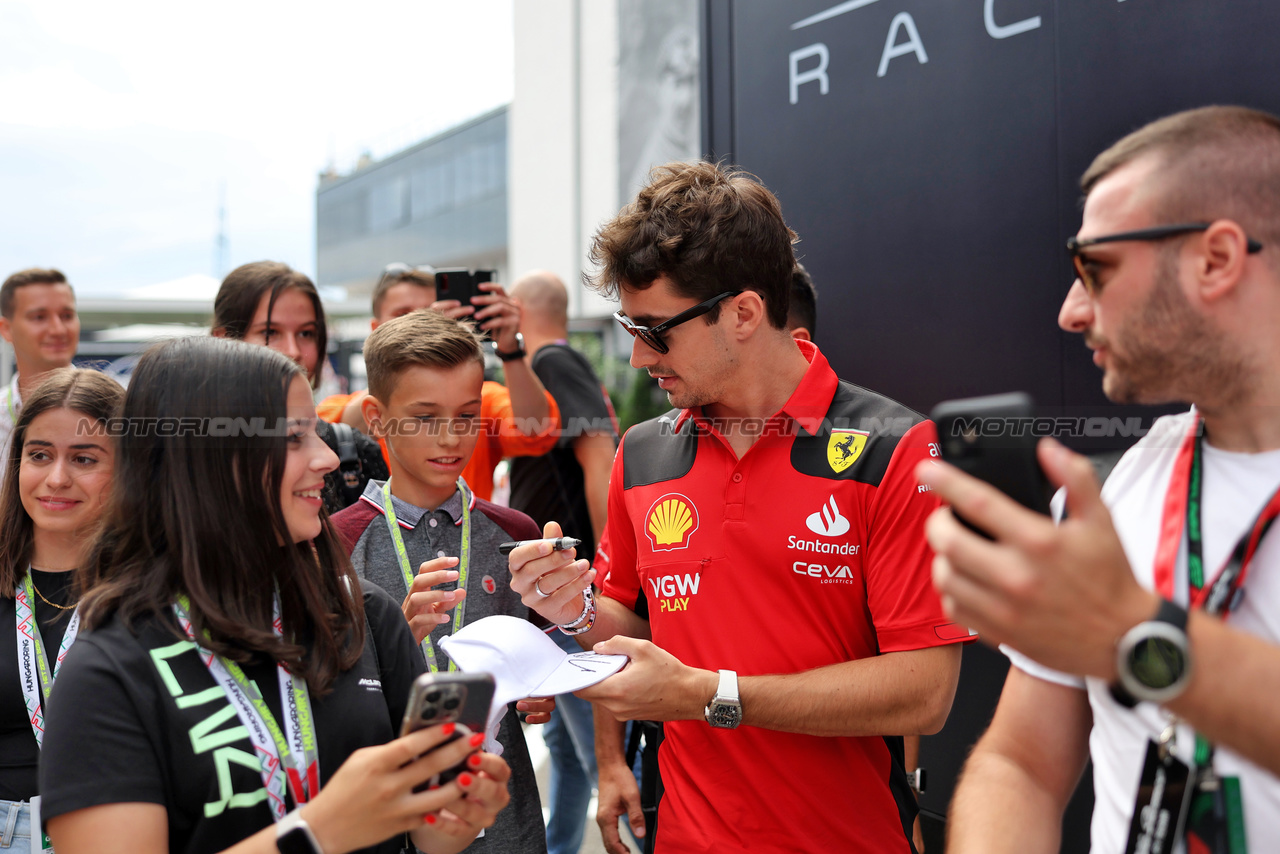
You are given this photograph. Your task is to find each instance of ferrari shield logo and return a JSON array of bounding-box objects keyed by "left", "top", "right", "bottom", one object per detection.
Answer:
[{"left": 827, "top": 430, "right": 869, "bottom": 474}]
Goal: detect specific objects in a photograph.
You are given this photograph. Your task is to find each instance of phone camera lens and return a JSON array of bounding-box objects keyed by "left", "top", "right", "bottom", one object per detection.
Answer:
[
  {"left": 443, "top": 697, "right": 460, "bottom": 711},
  {"left": 421, "top": 704, "right": 438, "bottom": 719},
  {"left": 425, "top": 690, "right": 441, "bottom": 703}
]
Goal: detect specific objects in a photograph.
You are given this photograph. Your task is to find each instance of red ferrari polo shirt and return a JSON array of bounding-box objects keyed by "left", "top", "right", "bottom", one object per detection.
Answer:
[{"left": 597, "top": 340, "right": 971, "bottom": 853}]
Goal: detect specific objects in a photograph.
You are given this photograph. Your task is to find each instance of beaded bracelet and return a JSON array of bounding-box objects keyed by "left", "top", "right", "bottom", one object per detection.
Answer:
[{"left": 557, "top": 588, "right": 597, "bottom": 636}]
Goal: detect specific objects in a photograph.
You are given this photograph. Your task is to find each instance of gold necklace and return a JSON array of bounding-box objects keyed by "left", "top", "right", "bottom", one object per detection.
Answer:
[{"left": 27, "top": 573, "right": 77, "bottom": 611}]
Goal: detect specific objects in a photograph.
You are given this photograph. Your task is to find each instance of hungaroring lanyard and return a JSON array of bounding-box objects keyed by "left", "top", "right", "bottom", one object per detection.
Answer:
[
  {"left": 174, "top": 594, "right": 319, "bottom": 821},
  {"left": 382, "top": 477, "right": 472, "bottom": 671},
  {"left": 1152, "top": 415, "right": 1280, "bottom": 768},
  {"left": 16, "top": 573, "right": 81, "bottom": 748}
]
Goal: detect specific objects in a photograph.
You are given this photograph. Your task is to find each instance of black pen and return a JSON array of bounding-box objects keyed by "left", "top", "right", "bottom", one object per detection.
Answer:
[{"left": 498, "top": 537, "right": 582, "bottom": 556}]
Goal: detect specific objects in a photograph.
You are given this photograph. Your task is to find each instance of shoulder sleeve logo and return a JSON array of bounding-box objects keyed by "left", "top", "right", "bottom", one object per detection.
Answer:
[
  {"left": 645, "top": 493, "right": 700, "bottom": 551},
  {"left": 827, "top": 429, "right": 870, "bottom": 473}
]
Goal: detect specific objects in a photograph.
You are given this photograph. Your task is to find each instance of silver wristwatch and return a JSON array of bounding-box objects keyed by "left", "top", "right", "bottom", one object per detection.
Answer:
[
  {"left": 1109, "top": 598, "right": 1193, "bottom": 708},
  {"left": 703, "top": 669, "right": 743, "bottom": 729}
]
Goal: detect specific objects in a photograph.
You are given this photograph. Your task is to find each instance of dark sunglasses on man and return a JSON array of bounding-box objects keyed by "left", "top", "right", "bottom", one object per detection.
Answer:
[
  {"left": 376, "top": 262, "right": 437, "bottom": 290},
  {"left": 613, "top": 290, "right": 741, "bottom": 355},
  {"left": 1066, "top": 221, "right": 1263, "bottom": 295}
]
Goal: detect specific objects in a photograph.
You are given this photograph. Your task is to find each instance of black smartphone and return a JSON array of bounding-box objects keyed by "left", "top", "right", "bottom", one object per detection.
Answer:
[
  {"left": 435, "top": 268, "right": 494, "bottom": 308},
  {"left": 930, "top": 392, "right": 1053, "bottom": 535},
  {"left": 401, "top": 672, "right": 495, "bottom": 787}
]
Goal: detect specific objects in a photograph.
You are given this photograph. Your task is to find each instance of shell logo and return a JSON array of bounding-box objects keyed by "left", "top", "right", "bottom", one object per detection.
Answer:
[{"left": 645, "top": 493, "right": 699, "bottom": 551}]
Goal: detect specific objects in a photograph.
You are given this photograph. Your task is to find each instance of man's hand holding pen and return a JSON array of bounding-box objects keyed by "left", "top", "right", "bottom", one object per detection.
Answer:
[{"left": 506, "top": 522, "right": 594, "bottom": 625}]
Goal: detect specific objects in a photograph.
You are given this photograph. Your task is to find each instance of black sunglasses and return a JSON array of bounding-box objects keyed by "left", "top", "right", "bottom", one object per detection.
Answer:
[
  {"left": 613, "top": 291, "right": 742, "bottom": 355},
  {"left": 377, "top": 262, "right": 437, "bottom": 289},
  {"left": 1066, "top": 222, "right": 1263, "bottom": 295}
]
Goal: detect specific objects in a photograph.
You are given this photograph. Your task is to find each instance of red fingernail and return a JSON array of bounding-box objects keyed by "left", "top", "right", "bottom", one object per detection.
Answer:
[
  {"left": 424, "top": 814, "right": 437, "bottom": 825},
  {"left": 458, "top": 773, "right": 473, "bottom": 787},
  {"left": 442, "top": 722, "right": 456, "bottom": 736},
  {"left": 468, "top": 754, "right": 482, "bottom": 768},
  {"left": 469, "top": 732, "right": 484, "bottom": 747},
  {"left": 429, "top": 783, "right": 440, "bottom": 791}
]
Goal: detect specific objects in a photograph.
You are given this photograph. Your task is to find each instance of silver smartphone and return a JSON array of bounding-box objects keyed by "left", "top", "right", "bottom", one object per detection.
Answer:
[{"left": 401, "top": 672, "right": 496, "bottom": 788}]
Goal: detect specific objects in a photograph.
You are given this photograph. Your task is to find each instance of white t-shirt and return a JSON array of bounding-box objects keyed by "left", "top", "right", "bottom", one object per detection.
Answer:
[
  {"left": 0, "top": 374, "right": 21, "bottom": 485},
  {"left": 1008, "top": 410, "right": 1280, "bottom": 854}
]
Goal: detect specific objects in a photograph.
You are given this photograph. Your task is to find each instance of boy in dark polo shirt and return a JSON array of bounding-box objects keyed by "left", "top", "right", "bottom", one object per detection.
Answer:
[{"left": 331, "top": 309, "right": 548, "bottom": 854}]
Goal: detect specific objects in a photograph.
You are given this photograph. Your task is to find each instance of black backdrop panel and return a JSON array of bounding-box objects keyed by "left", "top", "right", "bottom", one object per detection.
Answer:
[
  {"left": 1054, "top": 0, "right": 1280, "bottom": 414},
  {"left": 701, "top": 2, "right": 1280, "bottom": 848},
  {"left": 705, "top": 0, "right": 1280, "bottom": 429}
]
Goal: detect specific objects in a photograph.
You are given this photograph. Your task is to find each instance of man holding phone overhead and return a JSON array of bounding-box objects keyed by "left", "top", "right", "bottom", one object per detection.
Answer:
[
  {"left": 508, "top": 160, "right": 970, "bottom": 854},
  {"left": 923, "top": 106, "right": 1280, "bottom": 853},
  {"left": 316, "top": 263, "right": 560, "bottom": 502}
]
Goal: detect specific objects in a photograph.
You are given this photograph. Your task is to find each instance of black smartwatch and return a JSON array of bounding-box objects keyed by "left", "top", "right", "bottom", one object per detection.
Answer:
[
  {"left": 276, "top": 810, "right": 324, "bottom": 854},
  {"left": 495, "top": 333, "right": 526, "bottom": 362},
  {"left": 1109, "top": 598, "right": 1192, "bottom": 708}
]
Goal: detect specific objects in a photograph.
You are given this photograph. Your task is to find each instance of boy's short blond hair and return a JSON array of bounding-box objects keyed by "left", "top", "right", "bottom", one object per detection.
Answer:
[{"left": 363, "top": 309, "right": 485, "bottom": 403}]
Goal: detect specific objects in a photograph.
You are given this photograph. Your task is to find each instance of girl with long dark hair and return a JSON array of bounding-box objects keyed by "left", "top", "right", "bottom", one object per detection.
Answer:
[
  {"left": 212, "top": 260, "right": 388, "bottom": 512},
  {"left": 0, "top": 368, "right": 121, "bottom": 854},
  {"left": 39, "top": 337, "right": 509, "bottom": 854}
]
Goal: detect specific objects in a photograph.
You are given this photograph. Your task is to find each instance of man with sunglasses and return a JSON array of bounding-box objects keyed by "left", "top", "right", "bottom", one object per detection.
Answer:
[
  {"left": 317, "top": 262, "right": 559, "bottom": 501},
  {"left": 923, "top": 105, "right": 1280, "bottom": 853},
  {"left": 508, "top": 161, "right": 969, "bottom": 853}
]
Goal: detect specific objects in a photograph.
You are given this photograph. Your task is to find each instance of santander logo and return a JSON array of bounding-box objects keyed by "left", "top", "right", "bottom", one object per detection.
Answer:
[{"left": 806, "top": 495, "right": 850, "bottom": 537}]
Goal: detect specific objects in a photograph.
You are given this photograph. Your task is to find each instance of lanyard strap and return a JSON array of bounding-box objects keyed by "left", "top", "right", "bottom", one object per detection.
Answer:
[
  {"left": 15, "top": 574, "right": 80, "bottom": 749},
  {"left": 381, "top": 478, "right": 471, "bottom": 671},
  {"left": 1153, "top": 415, "right": 1280, "bottom": 767},
  {"left": 4, "top": 384, "right": 16, "bottom": 426},
  {"left": 174, "top": 594, "right": 319, "bottom": 821},
  {"left": 1154, "top": 417, "right": 1280, "bottom": 612}
]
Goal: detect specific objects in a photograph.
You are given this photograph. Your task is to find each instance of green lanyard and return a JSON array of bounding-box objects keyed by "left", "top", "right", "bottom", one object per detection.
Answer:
[
  {"left": 174, "top": 594, "right": 320, "bottom": 818},
  {"left": 5, "top": 384, "right": 16, "bottom": 426},
  {"left": 1178, "top": 429, "right": 1280, "bottom": 773},
  {"left": 381, "top": 477, "right": 471, "bottom": 671}
]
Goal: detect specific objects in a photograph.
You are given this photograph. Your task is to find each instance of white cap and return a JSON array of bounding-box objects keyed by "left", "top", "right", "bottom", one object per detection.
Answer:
[{"left": 440, "top": 615, "right": 628, "bottom": 706}]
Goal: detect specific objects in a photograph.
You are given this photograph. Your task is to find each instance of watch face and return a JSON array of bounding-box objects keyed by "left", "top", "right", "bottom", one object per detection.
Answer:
[
  {"left": 708, "top": 702, "right": 742, "bottom": 728},
  {"left": 1129, "top": 636, "right": 1188, "bottom": 690},
  {"left": 277, "top": 826, "right": 321, "bottom": 854}
]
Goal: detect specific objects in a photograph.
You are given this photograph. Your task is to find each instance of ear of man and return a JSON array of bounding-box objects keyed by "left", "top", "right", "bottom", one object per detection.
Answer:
[
  {"left": 1194, "top": 219, "right": 1255, "bottom": 305},
  {"left": 729, "top": 290, "right": 769, "bottom": 342}
]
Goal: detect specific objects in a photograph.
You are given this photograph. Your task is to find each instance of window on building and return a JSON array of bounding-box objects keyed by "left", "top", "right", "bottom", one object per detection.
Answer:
[
  {"left": 367, "top": 176, "right": 409, "bottom": 233},
  {"left": 411, "top": 162, "right": 450, "bottom": 220}
]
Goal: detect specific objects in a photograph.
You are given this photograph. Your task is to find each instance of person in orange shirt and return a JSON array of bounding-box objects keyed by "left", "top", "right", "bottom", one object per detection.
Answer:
[{"left": 318, "top": 264, "right": 559, "bottom": 501}]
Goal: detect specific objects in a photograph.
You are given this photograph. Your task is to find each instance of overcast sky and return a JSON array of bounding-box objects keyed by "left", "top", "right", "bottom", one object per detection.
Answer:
[{"left": 0, "top": 0, "right": 514, "bottom": 296}]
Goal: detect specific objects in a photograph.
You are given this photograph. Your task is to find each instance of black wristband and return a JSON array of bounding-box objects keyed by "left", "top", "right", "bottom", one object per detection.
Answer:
[
  {"left": 495, "top": 333, "right": 526, "bottom": 361},
  {"left": 496, "top": 346, "right": 526, "bottom": 362}
]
